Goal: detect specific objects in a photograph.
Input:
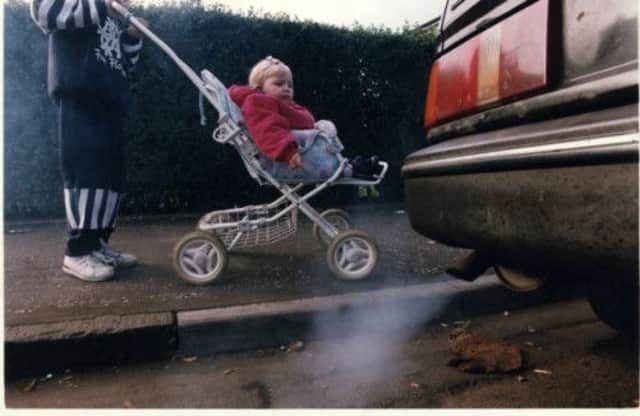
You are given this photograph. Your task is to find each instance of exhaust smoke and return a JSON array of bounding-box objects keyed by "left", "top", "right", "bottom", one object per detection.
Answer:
[{"left": 290, "top": 291, "right": 449, "bottom": 406}]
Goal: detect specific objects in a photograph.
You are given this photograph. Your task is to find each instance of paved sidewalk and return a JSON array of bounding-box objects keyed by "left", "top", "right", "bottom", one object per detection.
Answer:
[{"left": 5, "top": 205, "right": 465, "bottom": 326}]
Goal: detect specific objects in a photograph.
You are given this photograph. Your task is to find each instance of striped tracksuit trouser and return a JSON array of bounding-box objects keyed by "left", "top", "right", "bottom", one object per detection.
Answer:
[{"left": 58, "top": 96, "right": 126, "bottom": 256}]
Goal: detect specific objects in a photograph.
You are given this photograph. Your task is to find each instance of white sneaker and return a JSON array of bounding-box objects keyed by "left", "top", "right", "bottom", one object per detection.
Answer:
[
  {"left": 62, "top": 254, "right": 115, "bottom": 282},
  {"left": 99, "top": 240, "right": 138, "bottom": 269}
]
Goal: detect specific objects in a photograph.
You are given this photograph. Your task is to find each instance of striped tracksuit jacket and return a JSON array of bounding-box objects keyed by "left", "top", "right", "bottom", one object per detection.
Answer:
[{"left": 31, "top": 0, "right": 143, "bottom": 256}]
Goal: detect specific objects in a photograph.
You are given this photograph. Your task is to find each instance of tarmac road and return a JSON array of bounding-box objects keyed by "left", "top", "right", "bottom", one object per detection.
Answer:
[{"left": 5, "top": 296, "right": 638, "bottom": 408}]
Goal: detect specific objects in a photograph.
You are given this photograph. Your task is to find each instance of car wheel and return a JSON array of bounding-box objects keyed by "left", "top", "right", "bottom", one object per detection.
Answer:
[{"left": 587, "top": 275, "right": 638, "bottom": 340}]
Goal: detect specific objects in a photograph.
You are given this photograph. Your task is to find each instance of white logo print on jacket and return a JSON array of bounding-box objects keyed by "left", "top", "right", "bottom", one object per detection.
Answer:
[{"left": 94, "top": 18, "right": 126, "bottom": 77}]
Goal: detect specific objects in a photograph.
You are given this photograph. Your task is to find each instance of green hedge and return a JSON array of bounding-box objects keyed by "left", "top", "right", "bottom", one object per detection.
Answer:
[{"left": 4, "top": 1, "right": 435, "bottom": 219}]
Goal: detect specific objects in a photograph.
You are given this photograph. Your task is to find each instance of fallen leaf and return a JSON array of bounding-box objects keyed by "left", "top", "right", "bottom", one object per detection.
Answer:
[
  {"left": 182, "top": 356, "right": 198, "bottom": 363},
  {"left": 224, "top": 368, "right": 235, "bottom": 375},
  {"left": 534, "top": 368, "right": 552, "bottom": 375},
  {"left": 447, "top": 328, "right": 523, "bottom": 373},
  {"left": 290, "top": 341, "right": 305, "bottom": 352},
  {"left": 22, "top": 379, "right": 37, "bottom": 393},
  {"left": 38, "top": 373, "right": 53, "bottom": 382}
]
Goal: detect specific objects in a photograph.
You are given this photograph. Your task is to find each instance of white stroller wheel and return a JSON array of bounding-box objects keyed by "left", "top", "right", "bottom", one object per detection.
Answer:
[
  {"left": 327, "top": 229, "right": 378, "bottom": 280},
  {"left": 313, "top": 209, "right": 352, "bottom": 247},
  {"left": 172, "top": 231, "right": 228, "bottom": 285}
]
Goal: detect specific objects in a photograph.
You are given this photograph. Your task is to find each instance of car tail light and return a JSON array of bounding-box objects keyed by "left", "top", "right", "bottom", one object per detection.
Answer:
[{"left": 425, "top": 0, "right": 549, "bottom": 129}]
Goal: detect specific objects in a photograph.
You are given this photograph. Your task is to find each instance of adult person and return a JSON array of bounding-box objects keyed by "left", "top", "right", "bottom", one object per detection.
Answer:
[{"left": 30, "top": 0, "right": 148, "bottom": 281}]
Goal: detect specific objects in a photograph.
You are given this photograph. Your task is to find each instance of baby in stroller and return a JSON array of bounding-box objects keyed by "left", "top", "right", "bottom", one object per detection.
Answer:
[
  {"left": 229, "top": 56, "right": 383, "bottom": 183},
  {"left": 104, "top": 1, "right": 388, "bottom": 284}
]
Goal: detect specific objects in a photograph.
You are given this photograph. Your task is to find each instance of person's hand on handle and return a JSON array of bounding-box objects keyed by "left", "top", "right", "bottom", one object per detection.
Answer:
[
  {"left": 127, "top": 17, "right": 149, "bottom": 39},
  {"left": 107, "top": 0, "right": 130, "bottom": 17},
  {"left": 107, "top": 0, "right": 149, "bottom": 39}
]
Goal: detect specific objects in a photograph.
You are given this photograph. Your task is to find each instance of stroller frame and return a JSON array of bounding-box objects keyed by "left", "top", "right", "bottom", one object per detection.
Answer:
[{"left": 113, "top": 4, "right": 388, "bottom": 284}]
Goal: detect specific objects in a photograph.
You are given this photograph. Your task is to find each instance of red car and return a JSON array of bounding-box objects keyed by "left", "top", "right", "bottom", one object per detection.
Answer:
[{"left": 403, "top": 0, "right": 638, "bottom": 337}]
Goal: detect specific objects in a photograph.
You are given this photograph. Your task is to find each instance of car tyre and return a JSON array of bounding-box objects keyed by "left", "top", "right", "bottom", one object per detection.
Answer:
[{"left": 587, "top": 275, "right": 638, "bottom": 340}]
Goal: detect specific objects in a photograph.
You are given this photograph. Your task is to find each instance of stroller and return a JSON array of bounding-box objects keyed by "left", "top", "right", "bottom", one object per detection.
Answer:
[{"left": 113, "top": 4, "right": 388, "bottom": 285}]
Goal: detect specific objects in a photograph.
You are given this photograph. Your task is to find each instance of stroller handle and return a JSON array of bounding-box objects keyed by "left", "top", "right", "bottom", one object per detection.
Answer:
[{"left": 108, "top": 1, "right": 227, "bottom": 117}]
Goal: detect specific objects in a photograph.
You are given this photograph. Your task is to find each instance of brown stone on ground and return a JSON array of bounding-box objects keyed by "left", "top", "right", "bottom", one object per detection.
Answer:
[{"left": 447, "top": 328, "right": 523, "bottom": 373}]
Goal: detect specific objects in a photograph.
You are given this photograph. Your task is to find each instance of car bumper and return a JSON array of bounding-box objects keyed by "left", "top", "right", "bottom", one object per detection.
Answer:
[{"left": 402, "top": 103, "right": 639, "bottom": 279}]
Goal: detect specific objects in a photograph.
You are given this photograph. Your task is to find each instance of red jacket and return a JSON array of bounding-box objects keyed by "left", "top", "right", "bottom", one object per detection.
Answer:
[{"left": 228, "top": 85, "right": 315, "bottom": 162}]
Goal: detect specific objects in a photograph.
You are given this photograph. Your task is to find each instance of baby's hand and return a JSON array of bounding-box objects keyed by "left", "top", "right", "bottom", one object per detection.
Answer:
[{"left": 288, "top": 153, "right": 303, "bottom": 170}]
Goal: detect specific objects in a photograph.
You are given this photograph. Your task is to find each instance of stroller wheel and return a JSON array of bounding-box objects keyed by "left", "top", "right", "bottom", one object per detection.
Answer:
[
  {"left": 327, "top": 229, "right": 378, "bottom": 280},
  {"left": 172, "top": 231, "right": 228, "bottom": 285},
  {"left": 313, "top": 209, "right": 352, "bottom": 247}
]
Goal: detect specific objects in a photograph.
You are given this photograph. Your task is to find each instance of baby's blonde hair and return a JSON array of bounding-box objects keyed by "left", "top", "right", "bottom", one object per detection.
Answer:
[{"left": 248, "top": 56, "right": 293, "bottom": 89}]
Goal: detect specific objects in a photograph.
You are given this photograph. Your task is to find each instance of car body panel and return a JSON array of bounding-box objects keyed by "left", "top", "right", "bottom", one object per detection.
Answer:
[
  {"left": 563, "top": 0, "right": 638, "bottom": 83},
  {"left": 441, "top": 0, "right": 535, "bottom": 52}
]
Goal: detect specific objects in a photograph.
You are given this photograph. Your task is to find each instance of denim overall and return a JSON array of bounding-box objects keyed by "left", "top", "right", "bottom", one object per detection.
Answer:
[{"left": 260, "top": 121, "right": 350, "bottom": 183}]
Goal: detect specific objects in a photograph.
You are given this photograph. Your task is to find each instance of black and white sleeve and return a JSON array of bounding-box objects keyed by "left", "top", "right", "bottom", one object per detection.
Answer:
[{"left": 30, "top": 0, "right": 108, "bottom": 32}]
